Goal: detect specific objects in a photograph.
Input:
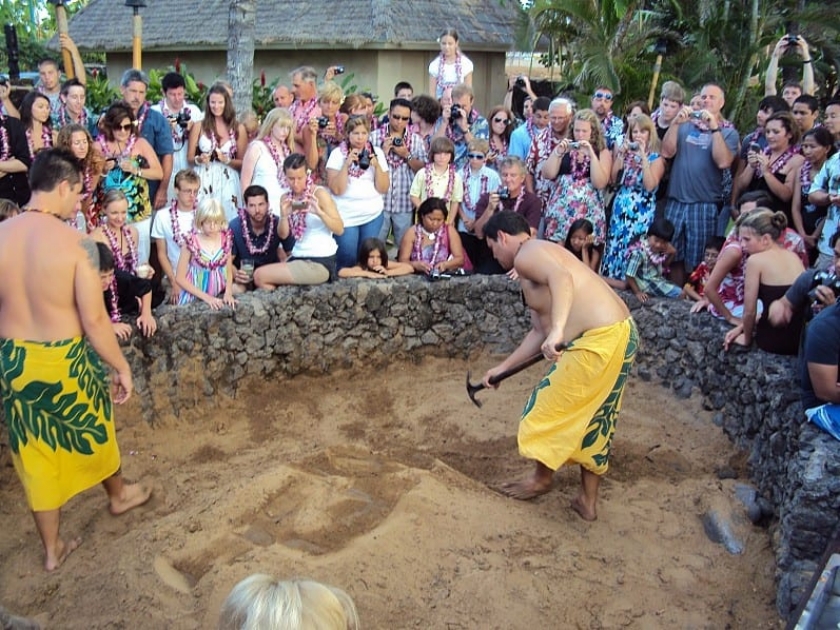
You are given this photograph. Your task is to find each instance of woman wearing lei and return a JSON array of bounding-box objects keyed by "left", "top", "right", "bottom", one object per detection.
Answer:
[
  {"left": 302, "top": 82, "right": 348, "bottom": 182},
  {"left": 91, "top": 188, "right": 145, "bottom": 275},
  {"left": 20, "top": 92, "right": 54, "bottom": 160},
  {"left": 188, "top": 83, "right": 248, "bottom": 222},
  {"left": 541, "top": 108, "right": 612, "bottom": 244},
  {"left": 94, "top": 101, "right": 164, "bottom": 264},
  {"left": 398, "top": 196, "right": 465, "bottom": 276},
  {"left": 326, "top": 116, "right": 390, "bottom": 270},
  {"left": 240, "top": 107, "right": 298, "bottom": 213},
  {"left": 409, "top": 136, "right": 464, "bottom": 226},
  {"left": 56, "top": 123, "right": 105, "bottom": 232},
  {"left": 428, "top": 28, "right": 473, "bottom": 100},
  {"left": 485, "top": 105, "right": 514, "bottom": 172}
]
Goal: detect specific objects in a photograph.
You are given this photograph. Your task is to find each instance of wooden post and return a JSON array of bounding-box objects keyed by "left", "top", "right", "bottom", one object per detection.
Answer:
[
  {"left": 54, "top": 2, "right": 75, "bottom": 79},
  {"left": 647, "top": 54, "right": 663, "bottom": 111},
  {"left": 132, "top": 10, "right": 142, "bottom": 69}
]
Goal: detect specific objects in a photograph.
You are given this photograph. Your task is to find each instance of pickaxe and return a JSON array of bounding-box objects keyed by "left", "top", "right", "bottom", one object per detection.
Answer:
[{"left": 466, "top": 344, "right": 566, "bottom": 408}]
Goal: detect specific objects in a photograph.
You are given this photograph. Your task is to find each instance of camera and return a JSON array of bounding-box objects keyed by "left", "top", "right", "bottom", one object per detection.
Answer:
[
  {"left": 784, "top": 34, "right": 799, "bottom": 45},
  {"left": 748, "top": 142, "right": 762, "bottom": 153},
  {"left": 497, "top": 186, "right": 510, "bottom": 200},
  {"left": 514, "top": 75, "right": 526, "bottom": 89},
  {"left": 334, "top": 65, "right": 345, "bottom": 75},
  {"left": 626, "top": 141, "right": 639, "bottom": 151},
  {"left": 428, "top": 269, "right": 451, "bottom": 281},
  {"left": 392, "top": 137, "right": 403, "bottom": 147},
  {"left": 690, "top": 111, "right": 704, "bottom": 119},
  {"left": 450, "top": 104, "right": 464, "bottom": 119},
  {"left": 317, "top": 116, "right": 330, "bottom": 129},
  {"left": 568, "top": 141, "right": 581, "bottom": 149},
  {"left": 357, "top": 148, "right": 371, "bottom": 170},
  {"left": 169, "top": 109, "right": 191, "bottom": 130},
  {"left": 291, "top": 199, "right": 308, "bottom": 210},
  {"left": 807, "top": 270, "right": 840, "bottom": 302}
]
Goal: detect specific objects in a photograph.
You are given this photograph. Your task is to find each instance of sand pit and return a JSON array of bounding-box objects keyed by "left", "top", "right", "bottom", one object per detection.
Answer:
[{"left": 0, "top": 353, "right": 781, "bottom": 628}]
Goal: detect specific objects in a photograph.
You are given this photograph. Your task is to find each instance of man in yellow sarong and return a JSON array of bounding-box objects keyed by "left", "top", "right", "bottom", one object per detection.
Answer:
[
  {"left": 0, "top": 148, "right": 151, "bottom": 571},
  {"left": 483, "top": 211, "right": 638, "bottom": 521}
]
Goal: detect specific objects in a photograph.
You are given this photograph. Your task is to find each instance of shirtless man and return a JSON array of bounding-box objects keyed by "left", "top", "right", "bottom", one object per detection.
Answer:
[
  {"left": 482, "top": 211, "right": 638, "bottom": 521},
  {"left": 0, "top": 149, "right": 150, "bottom": 571}
]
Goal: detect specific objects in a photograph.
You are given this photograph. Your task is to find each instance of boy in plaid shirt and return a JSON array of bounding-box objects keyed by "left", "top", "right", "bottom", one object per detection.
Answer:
[{"left": 625, "top": 218, "right": 684, "bottom": 303}]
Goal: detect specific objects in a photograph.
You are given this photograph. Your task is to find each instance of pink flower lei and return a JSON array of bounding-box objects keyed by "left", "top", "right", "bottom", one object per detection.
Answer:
[
  {"left": 500, "top": 186, "right": 526, "bottom": 215},
  {"left": 108, "top": 275, "right": 121, "bottom": 323},
  {"left": 384, "top": 128, "right": 414, "bottom": 170},
  {"left": 412, "top": 223, "right": 446, "bottom": 266},
  {"left": 292, "top": 97, "right": 319, "bottom": 133},
  {"left": 424, "top": 164, "right": 456, "bottom": 201},
  {"left": 436, "top": 51, "right": 463, "bottom": 92},
  {"left": 462, "top": 165, "right": 488, "bottom": 210},
  {"left": 25, "top": 125, "right": 53, "bottom": 159},
  {"left": 56, "top": 102, "right": 89, "bottom": 129},
  {"left": 629, "top": 238, "right": 669, "bottom": 270},
  {"left": 287, "top": 175, "right": 315, "bottom": 241},
  {"left": 102, "top": 223, "right": 138, "bottom": 274},
  {"left": 262, "top": 137, "right": 290, "bottom": 189},
  {"left": 318, "top": 114, "right": 345, "bottom": 145},
  {"left": 185, "top": 228, "right": 233, "bottom": 271},
  {"left": 97, "top": 131, "right": 137, "bottom": 162},
  {"left": 209, "top": 127, "right": 237, "bottom": 160},
  {"left": 169, "top": 200, "right": 190, "bottom": 247},
  {"left": 340, "top": 142, "right": 373, "bottom": 179},
  {"left": 753, "top": 145, "right": 798, "bottom": 180},
  {"left": 490, "top": 135, "right": 508, "bottom": 158},
  {"left": 238, "top": 206, "right": 277, "bottom": 255},
  {"left": 0, "top": 115, "right": 10, "bottom": 161},
  {"left": 158, "top": 99, "right": 190, "bottom": 146},
  {"left": 135, "top": 101, "right": 151, "bottom": 135}
]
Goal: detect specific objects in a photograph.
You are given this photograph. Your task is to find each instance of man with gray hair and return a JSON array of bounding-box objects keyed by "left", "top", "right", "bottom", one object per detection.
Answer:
[
  {"left": 119, "top": 69, "right": 174, "bottom": 210},
  {"left": 289, "top": 66, "right": 321, "bottom": 151},
  {"left": 526, "top": 97, "right": 573, "bottom": 207}
]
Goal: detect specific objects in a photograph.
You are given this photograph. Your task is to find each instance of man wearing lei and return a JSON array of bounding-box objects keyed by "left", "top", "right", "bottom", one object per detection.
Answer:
[
  {"left": 151, "top": 72, "right": 204, "bottom": 201},
  {"left": 120, "top": 69, "right": 175, "bottom": 211},
  {"left": 151, "top": 169, "right": 200, "bottom": 303},
  {"left": 53, "top": 79, "right": 98, "bottom": 138},
  {"left": 433, "top": 83, "right": 489, "bottom": 169},
  {"left": 289, "top": 66, "right": 322, "bottom": 153},
  {"left": 0, "top": 148, "right": 151, "bottom": 572},
  {"left": 468, "top": 156, "right": 541, "bottom": 274},
  {"left": 526, "top": 97, "right": 573, "bottom": 208},
  {"left": 229, "top": 185, "right": 295, "bottom": 294},
  {"left": 370, "top": 97, "right": 427, "bottom": 247},
  {"left": 36, "top": 35, "right": 86, "bottom": 117},
  {"left": 510, "top": 96, "right": 551, "bottom": 160}
]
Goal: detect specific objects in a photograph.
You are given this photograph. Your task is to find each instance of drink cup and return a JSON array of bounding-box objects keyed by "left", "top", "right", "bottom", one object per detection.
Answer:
[
  {"left": 136, "top": 263, "right": 153, "bottom": 279},
  {"left": 241, "top": 259, "right": 255, "bottom": 281}
]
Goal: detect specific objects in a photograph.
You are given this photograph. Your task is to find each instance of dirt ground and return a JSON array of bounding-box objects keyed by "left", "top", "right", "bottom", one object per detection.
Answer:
[{"left": 0, "top": 353, "right": 782, "bottom": 629}]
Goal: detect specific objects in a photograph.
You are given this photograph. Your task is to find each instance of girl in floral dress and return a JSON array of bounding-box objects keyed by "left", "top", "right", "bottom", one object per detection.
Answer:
[
  {"left": 541, "top": 108, "right": 612, "bottom": 245},
  {"left": 602, "top": 114, "right": 664, "bottom": 283},
  {"left": 176, "top": 198, "right": 235, "bottom": 309}
]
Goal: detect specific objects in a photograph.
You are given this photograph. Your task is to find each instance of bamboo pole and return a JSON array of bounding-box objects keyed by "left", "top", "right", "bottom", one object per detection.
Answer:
[{"left": 54, "top": 2, "right": 74, "bottom": 79}]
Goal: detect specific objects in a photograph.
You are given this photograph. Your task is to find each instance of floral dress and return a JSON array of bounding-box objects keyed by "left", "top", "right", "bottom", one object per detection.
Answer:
[
  {"left": 543, "top": 152, "right": 605, "bottom": 244},
  {"left": 602, "top": 152, "right": 660, "bottom": 280}
]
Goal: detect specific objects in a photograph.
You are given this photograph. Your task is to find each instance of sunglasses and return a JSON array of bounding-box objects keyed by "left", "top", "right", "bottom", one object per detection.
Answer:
[
  {"left": 467, "top": 153, "right": 486, "bottom": 160},
  {"left": 390, "top": 114, "right": 411, "bottom": 121},
  {"left": 593, "top": 92, "right": 613, "bottom": 101},
  {"left": 117, "top": 123, "right": 133, "bottom": 131},
  {"left": 492, "top": 117, "right": 510, "bottom": 125}
]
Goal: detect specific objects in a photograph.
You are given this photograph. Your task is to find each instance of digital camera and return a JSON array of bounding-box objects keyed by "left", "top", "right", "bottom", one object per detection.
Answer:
[
  {"left": 626, "top": 141, "right": 639, "bottom": 151},
  {"left": 690, "top": 111, "right": 704, "bottom": 119},
  {"left": 808, "top": 270, "right": 840, "bottom": 302},
  {"left": 317, "top": 116, "right": 330, "bottom": 129},
  {"left": 568, "top": 141, "right": 581, "bottom": 149},
  {"left": 392, "top": 137, "right": 403, "bottom": 147},
  {"left": 497, "top": 186, "right": 510, "bottom": 200},
  {"left": 357, "top": 148, "right": 371, "bottom": 170}
]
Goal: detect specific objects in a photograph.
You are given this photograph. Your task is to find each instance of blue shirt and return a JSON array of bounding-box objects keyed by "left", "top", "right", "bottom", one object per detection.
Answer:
[
  {"left": 509, "top": 122, "right": 538, "bottom": 160},
  {"left": 138, "top": 105, "right": 174, "bottom": 201}
]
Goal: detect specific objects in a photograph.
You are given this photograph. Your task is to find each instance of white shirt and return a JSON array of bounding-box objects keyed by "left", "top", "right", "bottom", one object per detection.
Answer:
[
  {"left": 151, "top": 205, "right": 196, "bottom": 270},
  {"left": 325, "top": 146, "right": 389, "bottom": 228}
]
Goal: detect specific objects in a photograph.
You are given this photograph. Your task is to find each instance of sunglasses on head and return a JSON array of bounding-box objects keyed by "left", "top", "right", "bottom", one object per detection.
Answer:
[
  {"left": 593, "top": 92, "right": 613, "bottom": 101},
  {"left": 492, "top": 117, "right": 511, "bottom": 125},
  {"left": 390, "top": 114, "right": 410, "bottom": 121},
  {"left": 467, "top": 152, "right": 486, "bottom": 159}
]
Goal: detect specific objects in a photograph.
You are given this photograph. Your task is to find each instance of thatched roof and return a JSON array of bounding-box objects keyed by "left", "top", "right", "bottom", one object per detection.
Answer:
[{"left": 66, "top": 0, "right": 522, "bottom": 52}]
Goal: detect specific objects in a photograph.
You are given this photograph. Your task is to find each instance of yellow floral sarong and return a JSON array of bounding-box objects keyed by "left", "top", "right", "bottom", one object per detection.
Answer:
[
  {"left": 0, "top": 337, "right": 120, "bottom": 511},
  {"left": 518, "top": 318, "right": 638, "bottom": 475}
]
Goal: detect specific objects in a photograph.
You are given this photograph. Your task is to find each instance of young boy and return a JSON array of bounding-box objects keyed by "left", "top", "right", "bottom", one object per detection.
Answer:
[
  {"left": 151, "top": 169, "right": 200, "bottom": 303},
  {"left": 684, "top": 236, "right": 725, "bottom": 302},
  {"left": 625, "top": 218, "right": 683, "bottom": 303},
  {"left": 97, "top": 242, "right": 158, "bottom": 340}
]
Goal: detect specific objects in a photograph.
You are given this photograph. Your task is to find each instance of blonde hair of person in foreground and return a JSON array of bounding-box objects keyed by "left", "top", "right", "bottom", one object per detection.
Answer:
[{"left": 218, "top": 575, "right": 360, "bottom": 630}]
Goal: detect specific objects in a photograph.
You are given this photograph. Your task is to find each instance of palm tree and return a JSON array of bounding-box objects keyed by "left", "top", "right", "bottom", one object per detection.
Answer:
[{"left": 226, "top": 0, "right": 256, "bottom": 119}]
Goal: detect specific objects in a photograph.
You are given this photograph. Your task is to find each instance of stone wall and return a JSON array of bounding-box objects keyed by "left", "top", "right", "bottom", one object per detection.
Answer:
[{"left": 119, "top": 276, "right": 839, "bottom": 618}]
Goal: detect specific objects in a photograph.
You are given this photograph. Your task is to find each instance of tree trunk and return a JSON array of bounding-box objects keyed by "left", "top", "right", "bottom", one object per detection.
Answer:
[{"left": 227, "top": 0, "right": 256, "bottom": 121}]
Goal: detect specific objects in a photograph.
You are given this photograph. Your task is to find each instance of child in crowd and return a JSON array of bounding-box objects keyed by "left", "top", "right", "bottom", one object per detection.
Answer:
[
  {"left": 399, "top": 196, "right": 465, "bottom": 275},
  {"left": 459, "top": 138, "right": 500, "bottom": 234},
  {"left": 410, "top": 137, "right": 464, "bottom": 224},
  {"left": 176, "top": 198, "right": 236, "bottom": 310},
  {"left": 684, "top": 236, "right": 725, "bottom": 302},
  {"left": 0, "top": 199, "right": 20, "bottom": 222},
  {"left": 564, "top": 218, "right": 601, "bottom": 272},
  {"left": 96, "top": 242, "right": 158, "bottom": 340},
  {"left": 338, "top": 237, "right": 414, "bottom": 279},
  {"left": 625, "top": 217, "right": 683, "bottom": 303}
]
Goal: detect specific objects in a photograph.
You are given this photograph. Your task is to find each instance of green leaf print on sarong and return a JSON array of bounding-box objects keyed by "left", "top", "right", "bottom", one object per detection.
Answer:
[
  {"left": 582, "top": 324, "right": 639, "bottom": 468},
  {"left": 521, "top": 363, "right": 556, "bottom": 418},
  {"left": 0, "top": 338, "right": 111, "bottom": 456}
]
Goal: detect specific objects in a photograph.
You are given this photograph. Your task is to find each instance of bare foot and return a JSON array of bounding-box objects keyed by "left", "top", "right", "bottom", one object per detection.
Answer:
[
  {"left": 570, "top": 494, "right": 597, "bottom": 521},
  {"left": 498, "top": 476, "right": 553, "bottom": 500},
  {"left": 109, "top": 483, "right": 152, "bottom": 515},
  {"left": 45, "top": 536, "right": 82, "bottom": 571}
]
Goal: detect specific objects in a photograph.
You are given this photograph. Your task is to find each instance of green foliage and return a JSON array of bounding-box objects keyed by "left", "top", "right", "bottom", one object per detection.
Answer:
[
  {"left": 252, "top": 70, "right": 277, "bottom": 118},
  {"left": 144, "top": 61, "right": 208, "bottom": 106},
  {"left": 84, "top": 71, "right": 119, "bottom": 115}
]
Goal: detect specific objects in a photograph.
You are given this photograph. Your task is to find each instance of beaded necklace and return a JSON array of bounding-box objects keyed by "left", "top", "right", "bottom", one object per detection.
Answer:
[
  {"left": 288, "top": 176, "right": 315, "bottom": 240},
  {"left": 462, "top": 166, "right": 488, "bottom": 210},
  {"left": 103, "top": 223, "right": 138, "bottom": 274},
  {"left": 185, "top": 228, "right": 233, "bottom": 271},
  {"left": 262, "top": 137, "right": 290, "bottom": 189},
  {"left": 238, "top": 207, "right": 277, "bottom": 255},
  {"left": 424, "top": 164, "right": 455, "bottom": 201},
  {"left": 26, "top": 124, "right": 53, "bottom": 159}
]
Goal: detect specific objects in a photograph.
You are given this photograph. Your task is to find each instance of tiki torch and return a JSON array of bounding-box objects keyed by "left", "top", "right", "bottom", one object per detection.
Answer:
[
  {"left": 47, "top": 0, "right": 74, "bottom": 79},
  {"left": 647, "top": 39, "right": 668, "bottom": 110},
  {"left": 125, "top": 0, "right": 147, "bottom": 70}
]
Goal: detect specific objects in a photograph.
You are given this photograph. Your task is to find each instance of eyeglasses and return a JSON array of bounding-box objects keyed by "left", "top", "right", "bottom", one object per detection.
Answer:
[
  {"left": 390, "top": 114, "right": 410, "bottom": 121},
  {"left": 467, "top": 153, "right": 486, "bottom": 160},
  {"left": 492, "top": 117, "right": 509, "bottom": 124},
  {"left": 593, "top": 92, "right": 613, "bottom": 101},
  {"left": 117, "top": 123, "right": 133, "bottom": 131}
]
